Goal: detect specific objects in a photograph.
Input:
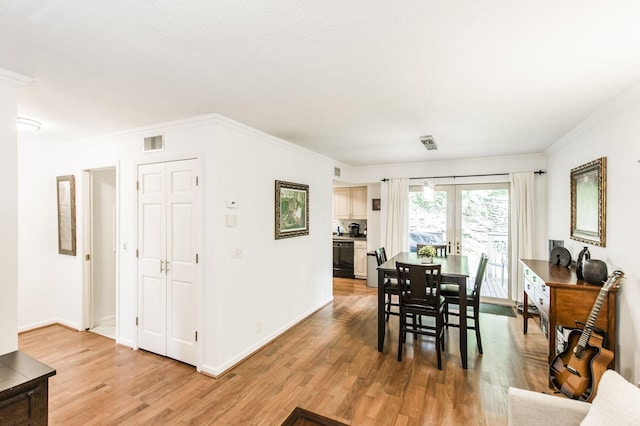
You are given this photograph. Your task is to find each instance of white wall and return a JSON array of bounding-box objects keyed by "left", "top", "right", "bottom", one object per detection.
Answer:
[
  {"left": 18, "top": 114, "right": 334, "bottom": 375},
  {"left": 17, "top": 139, "right": 57, "bottom": 331},
  {"left": 366, "top": 182, "right": 381, "bottom": 252},
  {"left": 0, "top": 68, "right": 33, "bottom": 355},
  {"left": 0, "top": 79, "right": 19, "bottom": 354},
  {"left": 546, "top": 82, "right": 640, "bottom": 383}
]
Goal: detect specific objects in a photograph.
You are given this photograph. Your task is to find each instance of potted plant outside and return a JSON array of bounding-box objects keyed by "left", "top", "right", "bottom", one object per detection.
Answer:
[{"left": 418, "top": 245, "right": 437, "bottom": 264}]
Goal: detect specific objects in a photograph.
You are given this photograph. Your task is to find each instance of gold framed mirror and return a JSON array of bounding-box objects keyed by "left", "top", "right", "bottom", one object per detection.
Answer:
[
  {"left": 570, "top": 157, "right": 606, "bottom": 247},
  {"left": 57, "top": 175, "right": 77, "bottom": 255}
]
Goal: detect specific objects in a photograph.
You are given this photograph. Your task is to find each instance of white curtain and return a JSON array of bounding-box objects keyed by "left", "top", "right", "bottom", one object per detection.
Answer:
[
  {"left": 510, "top": 172, "right": 535, "bottom": 303},
  {"left": 383, "top": 178, "right": 409, "bottom": 258}
]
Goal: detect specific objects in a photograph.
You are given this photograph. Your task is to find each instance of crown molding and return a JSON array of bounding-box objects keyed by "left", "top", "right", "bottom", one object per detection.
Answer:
[{"left": 0, "top": 68, "right": 33, "bottom": 88}]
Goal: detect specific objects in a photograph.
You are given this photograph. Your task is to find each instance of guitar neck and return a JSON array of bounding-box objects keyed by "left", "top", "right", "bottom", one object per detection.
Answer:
[
  {"left": 576, "top": 288, "right": 607, "bottom": 349},
  {"left": 575, "top": 270, "right": 624, "bottom": 351}
]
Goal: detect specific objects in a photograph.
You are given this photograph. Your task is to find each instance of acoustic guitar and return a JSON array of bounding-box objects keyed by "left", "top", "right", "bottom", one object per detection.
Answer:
[{"left": 549, "top": 269, "right": 624, "bottom": 402}]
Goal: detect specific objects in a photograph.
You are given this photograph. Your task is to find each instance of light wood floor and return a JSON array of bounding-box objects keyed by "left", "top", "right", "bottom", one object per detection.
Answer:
[{"left": 19, "top": 278, "right": 551, "bottom": 425}]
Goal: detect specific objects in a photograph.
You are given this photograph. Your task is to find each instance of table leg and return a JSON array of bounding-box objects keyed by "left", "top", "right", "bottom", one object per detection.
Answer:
[
  {"left": 458, "top": 276, "right": 468, "bottom": 369},
  {"left": 378, "top": 268, "right": 385, "bottom": 352},
  {"left": 523, "top": 290, "right": 529, "bottom": 334}
]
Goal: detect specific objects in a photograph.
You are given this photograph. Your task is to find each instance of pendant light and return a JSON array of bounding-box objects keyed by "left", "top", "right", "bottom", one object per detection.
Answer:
[
  {"left": 422, "top": 179, "right": 435, "bottom": 200},
  {"left": 420, "top": 135, "right": 437, "bottom": 201}
]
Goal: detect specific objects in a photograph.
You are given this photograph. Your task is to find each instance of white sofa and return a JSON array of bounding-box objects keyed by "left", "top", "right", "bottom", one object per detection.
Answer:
[{"left": 508, "top": 370, "right": 640, "bottom": 426}]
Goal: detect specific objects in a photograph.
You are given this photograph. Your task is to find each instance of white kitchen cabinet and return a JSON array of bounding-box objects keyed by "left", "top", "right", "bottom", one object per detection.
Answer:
[
  {"left": 333, "top": 187, "right": 351, "bottom": 219},
  {"left": 354, "top": 240, "right": 367, "bottom": 278},
  {"left": 350, "top": 187, "right": 367, "bottom": 219},
  {"left": 333, "top": 186, "right": 367, "bottom": 220}
]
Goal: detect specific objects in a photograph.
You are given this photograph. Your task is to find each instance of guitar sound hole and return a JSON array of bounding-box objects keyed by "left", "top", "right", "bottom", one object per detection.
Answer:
[{"left": 566, "top": 366, "right": 581, "bottom": 377}]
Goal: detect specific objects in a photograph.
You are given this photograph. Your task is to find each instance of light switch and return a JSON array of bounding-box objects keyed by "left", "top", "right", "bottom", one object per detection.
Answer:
[
  {"left": 225, "top": 214, "right": 237, "bottom": 227},
  {"left": 231, "top": 247, "right": 243, "bottom": 259}
]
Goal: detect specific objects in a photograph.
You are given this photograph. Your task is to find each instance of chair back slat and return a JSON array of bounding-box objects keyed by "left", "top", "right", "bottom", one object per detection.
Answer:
[
  {"left": 396, "top": 262, "right": 442, "bottom": 303},
  {"left": 473, "top": 254, "right": 490, "bottom": 296}
]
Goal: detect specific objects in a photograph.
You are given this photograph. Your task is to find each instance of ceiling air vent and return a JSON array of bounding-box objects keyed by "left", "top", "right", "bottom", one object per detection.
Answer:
[
  {"left": 334, "top": 167, "right": 341, "bottom": 178},
  {"left": 420, "top": 135, "right": 438, "bottom": 150},
  {"left": 144, "top": 135, "right": 164, "bottom": 152}
]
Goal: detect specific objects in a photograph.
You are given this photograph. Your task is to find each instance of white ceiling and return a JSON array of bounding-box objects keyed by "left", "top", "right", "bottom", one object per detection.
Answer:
[{"left": 3, "top": 0, "right": 640, "bottom": 166}]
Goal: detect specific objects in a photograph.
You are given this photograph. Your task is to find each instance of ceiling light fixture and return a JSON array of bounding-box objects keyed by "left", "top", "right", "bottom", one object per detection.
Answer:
[
  {"left": 16, "top": 117, "right": 41, "bottom": 131},
  {"left": 421, "top": 135, "right": 437, "bottom": 201}
]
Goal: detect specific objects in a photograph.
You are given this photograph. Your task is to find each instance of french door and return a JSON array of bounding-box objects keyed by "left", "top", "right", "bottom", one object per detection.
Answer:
[
  {"left": 409, "top": 183, "right": 510, "bottom": 302},
  {"left": 137, "top": 159, "right": 199, "bottom": 366}
]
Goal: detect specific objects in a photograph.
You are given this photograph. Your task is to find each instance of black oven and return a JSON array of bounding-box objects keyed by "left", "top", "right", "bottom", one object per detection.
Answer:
[{"left": 333, "top": 240, "right": 354, "bottom": 278}]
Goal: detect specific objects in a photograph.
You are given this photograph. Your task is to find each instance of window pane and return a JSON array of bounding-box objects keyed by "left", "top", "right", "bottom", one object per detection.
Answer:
[{"left": 408, "top": 190, "right": 447, "bottom": 252}]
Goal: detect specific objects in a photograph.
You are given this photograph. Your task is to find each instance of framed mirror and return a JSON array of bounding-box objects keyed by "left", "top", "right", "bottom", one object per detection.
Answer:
[
  {"left": 570, "top": 157, "right": 606, "bottom": 247},
  {"left": 57, "top": 175, "right": 77, "bottom": 255}
]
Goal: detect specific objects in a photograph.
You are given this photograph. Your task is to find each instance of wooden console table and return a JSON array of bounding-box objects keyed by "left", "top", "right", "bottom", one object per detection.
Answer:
[
  {"left": 0, "top": 351, "right": 56, "bottom": 425},
  {"left": 520, "top": 259, "right": 618, "bottom": 367}
]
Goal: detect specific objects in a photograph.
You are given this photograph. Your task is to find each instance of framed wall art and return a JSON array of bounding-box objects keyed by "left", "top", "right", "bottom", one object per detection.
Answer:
[
  {"left": 570, "top": 157, "right": 606, "bottom": 247},
  {"left": 57, "top": 175, "right": 77, "bottom": 255},
  {"left": 275, "top": 180, "right": 309, "bottom": 239}
]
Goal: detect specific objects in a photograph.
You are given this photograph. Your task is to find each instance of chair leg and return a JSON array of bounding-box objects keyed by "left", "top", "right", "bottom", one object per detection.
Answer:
[
  {"left": 441, "top": 316, "right": 446, "bottom": 350},
  {"left": 474, "top": 305, "right": 483, "bottom": 354},
  {"left": 385, "top": 293, "right": 391, "bottom": 321},
  {"left": 435, "top": 314, "right": 442, "bottom": 370},
  {"left": 397, "top": 312, "right": 404, "bottom": 361},
  {"left": 444, "top": 303, "right": 449, "bottom": 327}
]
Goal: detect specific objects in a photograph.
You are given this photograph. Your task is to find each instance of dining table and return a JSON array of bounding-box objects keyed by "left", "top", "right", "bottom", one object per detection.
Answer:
[{"left": 377, "top": 252, "right": 471, "bottom": 369}]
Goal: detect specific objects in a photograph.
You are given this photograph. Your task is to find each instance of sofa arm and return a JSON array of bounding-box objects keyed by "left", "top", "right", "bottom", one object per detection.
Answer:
[{"left": 508, "top": 387, "right": 590, "bottom": 426}]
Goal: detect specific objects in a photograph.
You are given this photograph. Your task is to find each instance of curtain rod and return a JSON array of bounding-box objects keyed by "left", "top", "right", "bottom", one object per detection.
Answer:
[{"left": 380, "top": 170, "right": 546, "bottom": 182}]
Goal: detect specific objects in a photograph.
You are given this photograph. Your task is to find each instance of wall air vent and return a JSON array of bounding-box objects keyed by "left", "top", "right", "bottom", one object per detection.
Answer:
[
  {"left": 420, "top": 135, "right": 438, "bottom": 150},
  {"left": 334, "top": 167, "right": 341, "bottom": 178},
  {"left": 144, "top": 135, "right": 164, "bottom": 152}
]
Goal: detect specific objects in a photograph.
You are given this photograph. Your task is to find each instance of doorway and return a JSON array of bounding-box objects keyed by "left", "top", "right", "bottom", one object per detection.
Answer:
[
  {"left": 408, "top": 183, "right": 511, "bottom": 303},
  {"left": 83, "top": 167, "right": 117, "bottom": 339}
]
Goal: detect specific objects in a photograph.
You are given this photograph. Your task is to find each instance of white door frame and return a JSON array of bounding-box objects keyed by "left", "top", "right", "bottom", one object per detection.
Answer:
[{"left": 82, "top": 165, "right": 120, "bottom": 337}]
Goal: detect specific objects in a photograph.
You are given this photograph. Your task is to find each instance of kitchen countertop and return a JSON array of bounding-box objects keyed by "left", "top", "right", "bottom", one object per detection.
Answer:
[{"left": 333, "top": 234, "right": 367, "bottom": 241}]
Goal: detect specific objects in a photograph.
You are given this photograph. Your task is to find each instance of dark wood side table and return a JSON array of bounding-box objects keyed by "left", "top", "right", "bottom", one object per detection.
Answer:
[
  {"left": 0, "top": 351, "right": 56, "bottom": 425},
  {"left": 520, "top": 259, "right": 619, "bottom": 369}
]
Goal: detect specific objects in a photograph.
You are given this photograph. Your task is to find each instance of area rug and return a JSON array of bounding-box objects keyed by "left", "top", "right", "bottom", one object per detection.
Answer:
[
  {"left": 479, "top": 303, "right": 516, "bottom": 317},
  {"left": 281, "top": 407, "right": 349, "bottom": 426}
]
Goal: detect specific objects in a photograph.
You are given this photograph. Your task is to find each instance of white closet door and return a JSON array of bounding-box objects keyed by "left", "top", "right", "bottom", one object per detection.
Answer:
[
  {"left": 165, "top": 159, "right": 197, "bottom": 365},
  {"left": 137, "top": 159, "right": 199, "bottom": 366},
  {"left": 138, "top": 163, "right": 168, "bottom": 356}
]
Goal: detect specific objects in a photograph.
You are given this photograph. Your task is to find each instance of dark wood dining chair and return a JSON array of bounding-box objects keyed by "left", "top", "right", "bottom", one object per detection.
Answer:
[
  {"left": 375, "top": 247, "right": 399, "bottom": 321},
  {"left": 440, "top": 253, "right": 489, "bottom": 353},
  {"left": 433, "top": 244, "right": 447, "bottom": 257},
  {"left": 396, "top": 262, "right": 446, "bottom": 369}
]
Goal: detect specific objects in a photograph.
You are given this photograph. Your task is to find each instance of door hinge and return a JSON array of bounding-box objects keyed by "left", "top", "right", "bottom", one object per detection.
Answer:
[
  {"left": 136, "top": 249, "right": 139, "bottom": 258},
  {"left": 195, "top": 331, "right": 198, "bottom": 342},
  {"left": 136, "top": 181, "right": 139, "bottom": 190},
  {"left": 85, "top": 254, "right": 91, "bottom": 261},
  {"left": 136, "top": 317, "right": 139, "bottom": 326},
  {"left": 195, "top": 253, "right": 199, "bottom": 264},
  {"left": 196, "top": 176, "right": 199, "bottom": 186}
]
